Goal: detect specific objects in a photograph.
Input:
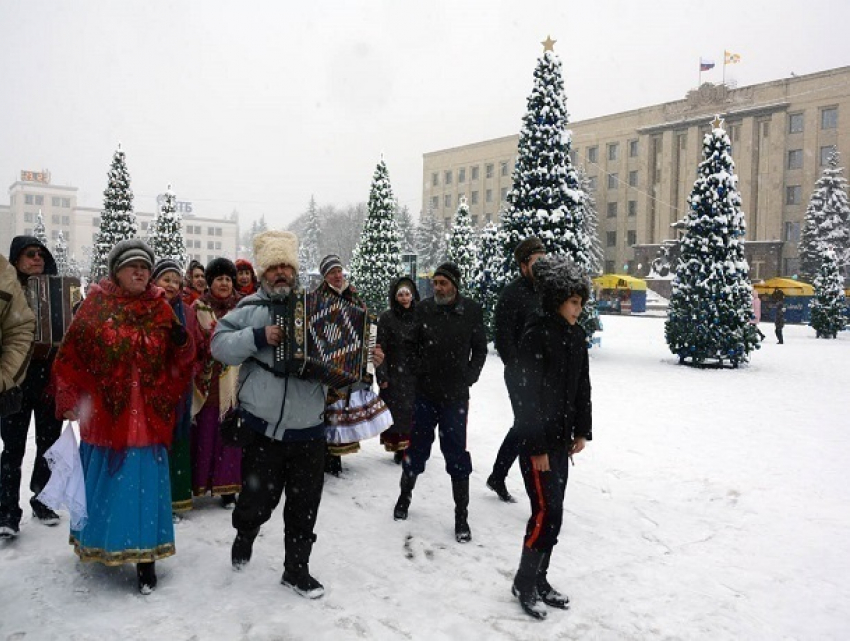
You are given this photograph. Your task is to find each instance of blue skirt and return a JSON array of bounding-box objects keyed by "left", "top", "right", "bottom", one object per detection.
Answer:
[{"left": 70, "top": 442, "right": 175, "bottom": 566}]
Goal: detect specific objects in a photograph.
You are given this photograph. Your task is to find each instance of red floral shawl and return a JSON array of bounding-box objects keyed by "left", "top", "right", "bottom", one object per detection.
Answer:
[{"left": 52, "top": 279, "right": 196, "bottom": 450}]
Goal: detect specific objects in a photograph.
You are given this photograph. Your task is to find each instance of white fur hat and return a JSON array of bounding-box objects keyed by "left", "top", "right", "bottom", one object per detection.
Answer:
[{"left": 253, "top": 230, "right": 299, "bottom": 274}]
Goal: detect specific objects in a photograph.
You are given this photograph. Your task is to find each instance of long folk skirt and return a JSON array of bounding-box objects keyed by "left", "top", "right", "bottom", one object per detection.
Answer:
[
  {"left": 169, "top": 393, "right": 193, "bottom": 513},
  {"left": 191, "top": 403, "right": 242, "bottom": 497},
  {"left": 71, "top": 442, "right": 175, "bottom": 565}
]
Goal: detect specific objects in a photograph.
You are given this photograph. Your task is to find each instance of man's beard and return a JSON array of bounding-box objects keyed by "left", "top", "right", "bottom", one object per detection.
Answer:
[
  {"left": 434, "top": 291, "right": 455, "bottom": 305},
  {"left": 263, "top": 276, "right": 294, "bottom": 298}
]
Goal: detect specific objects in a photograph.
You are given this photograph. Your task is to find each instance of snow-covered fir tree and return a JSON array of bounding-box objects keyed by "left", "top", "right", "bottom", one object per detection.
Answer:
[
  {"left": 446, "top": 197, "right": 477, "bottom": 294},
  {"left": 34, "top": 211, "right": 48, "bottom": 246},
  {"left": 300, "top": 196, "right": 322, "bottom": 281},
  {"left": 809, "top": 247, "right": 846, "bottom": 339},
  {"left": 90, "top": 144, "right": 137, "bottom": 281},
  {"left": 350, "top": 158, "right": 404, "bottom": 313},
  {"left": 396, "top": 204, "right": 416, "bottom": 254},
  {"left": 67, "top": 255, "right": 82, "bottom": 279},
  {"left": 496, "top": 42, "right": 599, "bottom": 339},
  {"left": 415, "top": 209, "right": 445, "bottom": 273},
  {"left": 147, "top": 185, "right": 187, "bottom": 267},
  {"left": 798, "top": 149, "right": 850, "bottom": 282},
  {"left": 53, "top": 231, "right": 70, "bottom": 276},
  {"left": 576, "top": 166, "right": 603, "bottom": 275},
  {"left": 469, "top": 222, "right": 502, "bottom": 339},
  {"left": 665, "top": 116, "right": 761, "bottom": 367}
]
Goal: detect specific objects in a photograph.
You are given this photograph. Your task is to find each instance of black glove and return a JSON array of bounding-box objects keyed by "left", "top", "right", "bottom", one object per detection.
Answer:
[{"left": 170, "top": 320, "right": 188, "bottom": 347}]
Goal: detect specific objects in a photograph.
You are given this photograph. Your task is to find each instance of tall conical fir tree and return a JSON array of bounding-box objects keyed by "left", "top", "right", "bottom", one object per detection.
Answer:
[
  {"left": 415, "top": 209, "right": 445, "bottom": 273},
  {"left": 446, "top": 196, "right": 476, "bottom": 294},
  {"left": 496, "top": 38, "right": 598, "bottom": 339},
  {"left": 798, "top": 149, "right": 850, "bottom": 282},
  {"left": 53, "top": 231, "right": 70, "bottom": 276},
  {"left": 396, "top": 204, "right": 416, "bottom": 254},
  {"left": 301, "top": 196, "right": 322, "bottom": 280},
  {"left": 147, "top": 185, "right": 187, "bottom": 267},
  {"left": 576, "top": 167, "right": 604, "bottom": 275},
  {"left": 350, "top": 158, "right": 403, "bottom": 313},
  {"left": 809, "top": 247, "right": 846, "bottom": 339},
  {"left": 90, "top": 144, "right": 137, "bottom": 281},
  {"left": 34, "top": 211, "right": 48, "bottom": 246},
  {"left": 469, "top": 222, "right": 502, "bottom": 339},
  {"left": 665, "top": 116, "right": 761, "bottom": 367}
]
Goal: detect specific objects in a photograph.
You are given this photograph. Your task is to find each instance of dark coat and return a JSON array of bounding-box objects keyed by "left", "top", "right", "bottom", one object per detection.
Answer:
[
  {"left": 515, "top": 310, "right": 592, "bottom": 456},
  {"left": 9, "top": 236, "right": 58, "bottom": 286},
  {"left": 774, "top": 306, "right": 785, "bottom": 329},
  {"left": 493, "top": 274, "right": 540, "bottom": 374},
  {"left": 377, "top": 277, "right": 420, "bottom": 431},
  {"left": 408, "top": 294, "right": 487, "bottom": 404}
]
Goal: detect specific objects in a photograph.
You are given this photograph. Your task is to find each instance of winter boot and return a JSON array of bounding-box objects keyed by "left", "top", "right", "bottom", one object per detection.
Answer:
[
  {"left": 324, "top": 451, "right": 342, "bottom": 477},
  {"left": 452, "top": 477, "right": 472, "bottom": 543},
  {"left": 537, "top": 550, "right": 570, "bottom": 609},
  {"left": 281, "top": 569, "right": 325, "bottom": 599},
  {"left": 393, "top": 450, "right": 405, "bottom": 465},
  {"left": 31, "top": 498, "right": 61, "bottom": 526},
  {"left": 231, "top": 526, "right": 260, "bottom": 569},
  {"left": 220, "top": 493, "right": 238, "bottom": 509},
  {"left": 0, "top": 512, "right": 20, "bottom": 539},
  {"left": 282, "top": 532, "right": 323, "bottom": 598},
  {"left": 393, "top": 472, "right": 417, "bottom": 521},
  {"left": 137, "top": 562, "right": 157, "bottom": 595},
  {"left": 486, "top": 474, "right": 516, "bottom": 503},
  {"left": 512, "top": 547, "right": 547, "bottom": 619}
]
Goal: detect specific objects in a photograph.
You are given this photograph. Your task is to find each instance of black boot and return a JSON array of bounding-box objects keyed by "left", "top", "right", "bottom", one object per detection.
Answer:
[
  {"left": 393, "top": 472, "right": 416, "bottom": 521},
  {"left": 324, "top": 451, "right": 342, "bottom": 477},
  {"left": 393, "top": 450, "right": 405, "bottom": 465},
  {"left": 231, "top": 526, "right": 260, "bottom": 569},
  {"left": 137, "top": 561, "right": 157, "bottom": 595},
  {"left": 452, "top": 478, "right": 471, "bottom": 543},
  {"left": 512, "top": 548, "right": 547, "bottom": 619},
  {"left": 537, "top": 550, "right": 569, "bottom": 609},
  {"left": 486, "top": 475, "right": 516, "bottom": 503},
  {"left": 31, "top": 498, "right": 61, "bottom": 525},
  {"left": 282, "top": 533, "right": 324, "bottom": 599}
]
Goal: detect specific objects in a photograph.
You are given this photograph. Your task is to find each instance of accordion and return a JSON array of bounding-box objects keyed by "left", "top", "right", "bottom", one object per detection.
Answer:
[
  {"left": 26, "top": 275, "right": 82, "bottom": 348},
  {"left": 272, "top": 288, "right": 376, "bottom": 389}
]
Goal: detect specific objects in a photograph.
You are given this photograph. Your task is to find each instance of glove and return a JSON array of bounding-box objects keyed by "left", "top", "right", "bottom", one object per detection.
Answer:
[{"left": 170, "top": 320, "right": 188, "bottom": 347}]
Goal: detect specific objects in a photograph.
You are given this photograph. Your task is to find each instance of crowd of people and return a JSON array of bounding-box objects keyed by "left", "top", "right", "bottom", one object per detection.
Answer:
[{"left": 0, "top": 230, "right": 593, "bottom": 620}]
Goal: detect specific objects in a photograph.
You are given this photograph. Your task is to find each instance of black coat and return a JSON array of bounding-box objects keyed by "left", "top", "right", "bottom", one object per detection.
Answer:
[
  {"left": 408, "top": 294, "right": 488, "bottom": 404},
  {"left": 493, "top": 275, "right": 540, "bottom": 374},
  {"left": 377, "top": 277, "right": 420, "bottom": 431},
  {"left": 515, "top": 311, "right": 592, "bottom": 456}
]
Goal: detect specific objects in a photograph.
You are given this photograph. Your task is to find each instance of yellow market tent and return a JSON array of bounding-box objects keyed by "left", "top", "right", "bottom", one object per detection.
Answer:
[
  {"left": 753, "top": 277, "right": 814, "bottom": 297},
  {"left": 592, "top": 274, "right": 648, "bottom": 291}
]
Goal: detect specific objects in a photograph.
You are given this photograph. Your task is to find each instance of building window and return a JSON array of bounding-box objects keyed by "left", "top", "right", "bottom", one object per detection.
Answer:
[
  {"left": 729, "top": 124, "right": 740, "bottom": 142},
  {"left": 606, "top": 231, "right": 617, "bottom": 248},
  {"left": 444, "top": 170, "right": 452, "bottom": 185},
  {"left": 678, "top": 133, "right": 687, "bottom": 150},
  {"left": 485, "top": 189, "right": 493, "bottom": 203},
  {"left": 570, "top": 150, "right": 578, "bottom": 164},
  {"left": 141, "top": 221, "right": 149, "bottom": 231},
  {"left": 607, "top": 143, "right": 619, "bottom": 162},
  {"left": 195, "top": 240, "right": 202, "bottom": 249},
  {"left": 216, "top": 227, "right": 222, "bottom": 236},
  {"left": 471, "top": 166, "right": 479, "bottom": 181},
  {"left": 786, "top": 185, "right": 802, "bottom": 205},
  {"left": 628, "top": 200, "right": 637, "bottom": 217},
  {"left": 605, "top": 260, "right": 615, "bottom": 274},
  {"left": 207, "top": 241, "right": 215, "bottom": 250},
  {"left": 62, "top": 216, "right": 69, "bottom": 226},
  {"left": 500, "top": 161, "right": 509, "bottom": 177},
  {"left": 52, "top": 197, "right": 61, "bottom": 206},
  {"left": 470, "top": 215, "right": 479, "bottom": 227},
  {"left": 62, "top": 198, "right": 70, "bottom": 208},
  {"left": 761, "top": 121, "right": 770, "bottom": 138},
  {"left": 789, "top": 113, "right": 804, "bottom": 134},
  {"left": 25, "top": 195, "right": 34, "bottom": 205},
  {"left": 431, "top": 196, "right": 439, "bottom": 210},
  {"left": 628, "top": 170, "right": 638, "bottom": 187},
  {"left": 52, "top": 214, "right": 60, "bottom": 224},
  {"left": 470, "top": 191, "right": 478, "bottom": 205},
  {"left": 432, "top": 173, "right": 439, "bottom": 187},
  {"left": 784, "top": 221, "right": 801, "bottom": 243},
  {"left": 820, "top": 146, "right": 835, "bottom": 166},
  {"left": 215, "top": 241, "right": 222, "bottom": 250},
  {"left": 821, "top": 107, "right": 838, "bottom": 130},
  {"left": 485, "top": 213, "right": 492, "bottom": 224},
  {"left": 587, "top": 176, "right": 598, "bottom": 191},
  {"left": 627, "top": 230, "right": 637, "bottom": 246},
  {"left": 444, "top": 218, "right": 451, "bottom": 228},
  {"left": 587, "top": 147, "right": 598, "bottom": 164},
  {"left": 783, "top": 258, "right": 800, "bottom": 277},
  {"left": 629, "top": 140, "right": 639, "bottom": 157},
  {"left": 444, "top": 195, "right": 452, "bottom": 208},
  {"left": 458, "top": 168, "right": 466, "bottom": 183},
  {"left": 485, "top": 163, "right": 494, "bottom": 179},
  {"left": 787, "top": 149, "right": 803, "bottom": 170},
  {"left": 500, "top": 187, "right": 508, "bottom": 202},
  {"left": 607, "top": 173, "right": 618, "bottom": 189},
  {"left": 51, "top": 230, "right": 59, "bottom": 240},
  {"left": 35, "top": 195, "right": 44, "bottom": 205},
  {"left": 606, "top": 202, "right": 618, "bottom": 218},
  {"left": 24, "top": 212, "right": 34, "bottom": 223}
]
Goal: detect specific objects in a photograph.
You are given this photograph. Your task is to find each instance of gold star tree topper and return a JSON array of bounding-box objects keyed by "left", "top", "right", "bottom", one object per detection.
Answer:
[
  {"left": 711, "top": 114, "right": 725, "bottom": 130},
  {"left": 541, "top": 35, "right": 556, "bottom": 52}
]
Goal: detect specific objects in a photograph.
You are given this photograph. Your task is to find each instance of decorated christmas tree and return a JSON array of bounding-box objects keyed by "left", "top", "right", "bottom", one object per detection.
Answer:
[
  {"left": 496, "top": 37, "right": 598, "bottom": 339},
  {"left": 809, "top": 247, "right": 846, "bottom": 339},
  {"left": 469, "top": 222, "right": 502, "bottom": 339},
  {"left": 349, "top": 158, "right": 403, "bottom": 313},
  {"left": 665, "top": 116, "right": 761, "bottom": 367},
  {"left": 147, "top": 185, "right": 187, "bottom": 267},
  {"left": 34, "top": 211, "right": 48, "bottom": 246},
  {"left": 446, "top": 197, "right": 476, "bottom": 294},
  {"left": 415, "top": 209, "right": 445, "bottom": 273},
  {"left": 90, "top": 144, "right": 137, "bottom": 281},
  {"left": 798, "top": 149, "right": 850, "bottom": 282},
  {"left": 300, "top": 196, "right": 322, "bottom": 281},
  {"left": 53, "top": 231, "right": 70, "bottom": 276}
]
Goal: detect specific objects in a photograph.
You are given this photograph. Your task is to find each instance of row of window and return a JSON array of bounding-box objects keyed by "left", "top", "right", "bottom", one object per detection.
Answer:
[
  {"left": 606, "top": 201, "right": 639, "bottom": 218},
  {"left": 432, "top": 160, "right": 513, "bottom": 187},
  {"left": 22, "top": 195, "right": 72, "bottom": 208},
  {"left": 605, "top": 230, "right": 638, "bottom": 248},
  {"left": 789, "top": 107, "right": 838, "bottom": 133},
  {"left": 581, "top": 139, "right": 640, "bottom": 166},
  {"left": 442, "top": 213, "right": 495, "bottom": 228},
  {"left": 23, "top": 212, "right": 72, "bottom": 226},
  {"left": 787, "top": 146, "right": 837, "bottom": 170},
  {"left": 431, "top": 187, "right": 509, "bottom": 210}
]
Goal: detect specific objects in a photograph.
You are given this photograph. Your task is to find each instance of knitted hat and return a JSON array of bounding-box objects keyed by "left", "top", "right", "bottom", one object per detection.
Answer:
[
  {"left": 319, "top": 254, "right": 343, "bottom": 277},
  {"left": 234, "top": 258, "right": 255, "bottom": 274},
  {"left": 151, "top": 258, "right": 182, "bottom": 282},
  {"left": 532, "top": 255, "right": 591, "bottom": 312},
  {"left": 513, "top": 236, "right": 546, "bottom": 265},
  {"left": 253, "top": 231, "right": 298, "bottom": 275},
  {"left": 205, "top": 257, "right": 238, "bottom": 284},
  {"left": 108, "top": 239, "right": 154, "bottom": 276},
  {"left": 434, "top": 261, "right": 462, "bottom": 290}
]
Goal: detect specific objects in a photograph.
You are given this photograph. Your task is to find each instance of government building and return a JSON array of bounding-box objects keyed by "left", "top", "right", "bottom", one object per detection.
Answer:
[{"left": 422, "top": 65, "right": 850, "bottom": 280}]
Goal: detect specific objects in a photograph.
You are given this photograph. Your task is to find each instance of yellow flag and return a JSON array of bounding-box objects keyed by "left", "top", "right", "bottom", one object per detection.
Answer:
[{"left": 725, "top": 51, "right": 741, "bottom": 64}]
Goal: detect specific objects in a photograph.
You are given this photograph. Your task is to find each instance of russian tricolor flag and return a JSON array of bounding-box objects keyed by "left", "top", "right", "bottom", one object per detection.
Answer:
[{"left": 700, "top": 58, "right": 715, "bottom": 71}]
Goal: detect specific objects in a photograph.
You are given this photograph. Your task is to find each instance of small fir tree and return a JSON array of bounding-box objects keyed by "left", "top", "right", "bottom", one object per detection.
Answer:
[
  {"left": 34, "top": 211, "right": 48, "bottom": 246},
  {"left": 301, "top": 196, "right": 322, "bottom": 280},
  {"left": 446, "top": 197, "right": 476, "bottom": 294},
  {"left": 809, "top": 247, "right": 846, "bottom": 339},
  {"left": 576, "top": 167, "right": 604, "bottom": 275},
  {"left": 67, "top": 255, "right": 82, "bottom": 279},
  {"left": 415, "top": 209, "right": 445, "bottom": 273},
  {"left": 665, "top": 116, "right": 761, "bottom": 367},
  {"left": 799, "top": 149, "right": 850, "bottom": 281},
  {"left": 53, "top": 231, "right": 70, "bottom": 276},
  {"left": 469, "top": 222, "right": 502, "bottom": 339},
  {"left": 147, "top": 185, "right": 187, "bottom": 267},
  {"left": 90, "top": 144, "right": 137, "bottom": 281},
  {"left": 350, "top": 158, "right": 404, "bottom": 313},
  {"left": 396, "top": 204, "right": 417, "bottom": 254}
]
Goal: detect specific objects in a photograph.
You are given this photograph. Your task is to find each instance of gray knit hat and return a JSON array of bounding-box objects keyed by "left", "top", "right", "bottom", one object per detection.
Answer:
[
  {"left": 513, "top": 236, "right": 546, "bottom": 265},
  {"left": 532, "top": 255, "right": 591, "bottom": 312},
  {"left": 151, "top": 258, "right": 182, "bottom": 282},
  {"left": 319, "top": 254, "right": 343, "bottom": 277},
  {"left": 434, "top": 261, "right": 462, "bottom": 290},
  {"left": 108, "top": 239, "right": 154, "bottom": 276}
]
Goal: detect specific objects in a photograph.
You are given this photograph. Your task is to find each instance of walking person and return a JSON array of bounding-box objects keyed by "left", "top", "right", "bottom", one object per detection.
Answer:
[
  {"left": 392, "top": 262, "right": 487, "bottom": 543},
  {"left": 212, "top": 231, "right": 329, "bottom": 598},
  {"left": 51, "top": 240, "right": 196, "bottom": 593},
  {"left": 774, "top": 303, "right": 785, "bottom": 344},
  {"left": 486, "top": 237, "right": 546, "bottom": 503},
  {"left": 0, "top": 237, "right": 62, "bottom": 537},
  {"left": 511, "top": 255, "right": 593, "bottom": 619}
]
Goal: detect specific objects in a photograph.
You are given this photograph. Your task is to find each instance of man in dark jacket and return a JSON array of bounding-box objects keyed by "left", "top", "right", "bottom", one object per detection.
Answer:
[
  {"left": 393, "top": 262, "right": 487, "bottom": 543},
  {"left": 487, "top": 237, "right": 546, "bottom": 503},
  {"left": 0, "top": 236, "right": 63, "bottom": 537},
  {"left": 511, "top": 255, "right": 592, "bottom": 619}
]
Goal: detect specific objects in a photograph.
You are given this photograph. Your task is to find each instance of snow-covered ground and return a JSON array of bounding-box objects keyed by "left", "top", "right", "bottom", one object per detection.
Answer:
[{"left": 2, "top": 316, "right": 848, "bottom": 641}]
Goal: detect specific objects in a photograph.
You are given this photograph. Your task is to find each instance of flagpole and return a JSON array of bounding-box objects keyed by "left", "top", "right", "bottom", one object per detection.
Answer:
[
  {"left": 699, "top": 59, "right": 702, "bottom": 87},
  {"left": 722, "top": 51, "right": 727, "bottom": 85}
]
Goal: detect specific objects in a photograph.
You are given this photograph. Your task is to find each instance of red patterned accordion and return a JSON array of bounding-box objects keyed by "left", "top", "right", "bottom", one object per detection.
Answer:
[{"left": 26, "top": 275, "right": 82, "bottom": 347}]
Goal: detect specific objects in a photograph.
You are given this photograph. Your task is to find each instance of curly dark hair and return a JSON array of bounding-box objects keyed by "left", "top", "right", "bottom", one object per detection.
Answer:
[{"left": 532, "top": 255, "right": 591, "bottom": 313}]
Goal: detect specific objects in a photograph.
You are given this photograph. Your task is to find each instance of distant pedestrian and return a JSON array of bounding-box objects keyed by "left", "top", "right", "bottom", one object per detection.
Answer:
[{"left": 775, "top": 305, "right": 785, "bottom": 344}]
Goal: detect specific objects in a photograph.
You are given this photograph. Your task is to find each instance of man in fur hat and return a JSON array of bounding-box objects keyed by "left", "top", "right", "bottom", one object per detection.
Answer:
[{"left": 211, "top": 230, "right": 328, "bottom": 599}]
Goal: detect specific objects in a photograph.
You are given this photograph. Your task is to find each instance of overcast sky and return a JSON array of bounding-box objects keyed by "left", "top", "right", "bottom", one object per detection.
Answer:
[{"left": 2, "top": 0, "right": 848, "bottom": 229}]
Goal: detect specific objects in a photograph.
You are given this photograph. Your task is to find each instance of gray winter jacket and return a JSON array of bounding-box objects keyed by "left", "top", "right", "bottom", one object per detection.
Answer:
[{"left": 210, "top": 288, "right": 327, "bottom": 440}]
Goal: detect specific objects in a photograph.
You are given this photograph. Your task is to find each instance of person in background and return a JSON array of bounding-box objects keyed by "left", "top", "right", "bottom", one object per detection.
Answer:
[
  {"left": 182, "top": 259, "right": 206, "bottom": 306},
  {"left": 0, "top": 237, "right": 62, "bottom": 538},
  {"left": 775, "top": 303, "right": 785, "bottom": 344},
  {"left": 234, "top": 259, "right": 259, "bottom": 297}
]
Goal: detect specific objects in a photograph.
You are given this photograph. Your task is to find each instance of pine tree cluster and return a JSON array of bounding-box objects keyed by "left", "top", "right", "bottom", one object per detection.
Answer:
[
  {"left": 809, "top": 248, "right": 846, "bottom": 338},
  {"left": 469, "top": 222, "right": 502, "bottom": 339}
]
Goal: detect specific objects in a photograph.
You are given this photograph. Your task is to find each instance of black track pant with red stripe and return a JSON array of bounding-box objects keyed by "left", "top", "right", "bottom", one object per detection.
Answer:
[{"left": 518, "top": 447, "right": 570, "bottom": 551}]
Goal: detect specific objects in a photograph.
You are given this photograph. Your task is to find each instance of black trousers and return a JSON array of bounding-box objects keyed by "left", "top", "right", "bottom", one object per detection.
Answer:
[
  {"left": 0, "top": 360, "right": 62, "bottom": 522},
  {"left": 775, "top": 327, "right": 784, "bottom": 344},
  {"left": 233, "top": 433, "right": 325, "bottom": 574},
  {"left": 490, "top": 369, "right": 522, "bottom": 481},
  {"left": 519, "top": 447, "right": 570, "bottom": 552}
]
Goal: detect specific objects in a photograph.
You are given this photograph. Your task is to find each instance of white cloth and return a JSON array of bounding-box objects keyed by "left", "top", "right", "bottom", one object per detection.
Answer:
[
  {"left": 37, "top": 422, "right": 87, "bottom": 530},
  {"left": 325, "top": 388, "right": 393, "bottom": 444}
]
